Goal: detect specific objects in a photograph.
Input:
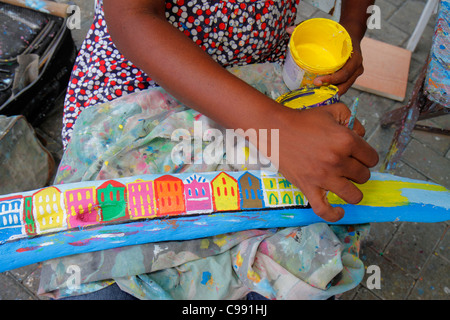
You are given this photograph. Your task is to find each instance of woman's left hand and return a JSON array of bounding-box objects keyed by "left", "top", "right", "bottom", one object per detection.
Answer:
[
  {"left": 286, "top": 25, "right": 364, "bottom": 96},
  {"left": 286, "top": 0, "right": 373, "bottom": 96},
  {"left": 313, "top": 40, "right": 364, "bottom": 96}
]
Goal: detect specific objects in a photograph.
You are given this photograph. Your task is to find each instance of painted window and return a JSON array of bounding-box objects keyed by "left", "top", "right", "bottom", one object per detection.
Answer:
[{"left": 269, "top": 193, "right": 278, "bottom": 205}]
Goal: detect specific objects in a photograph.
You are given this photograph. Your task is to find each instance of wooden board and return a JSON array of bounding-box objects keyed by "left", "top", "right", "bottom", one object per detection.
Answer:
[
  {"left": 0, "top": 170, "right": 449, "bottom": 273},
  {"left": 352, "top": 37, "right": 412, "bottom": 101}
]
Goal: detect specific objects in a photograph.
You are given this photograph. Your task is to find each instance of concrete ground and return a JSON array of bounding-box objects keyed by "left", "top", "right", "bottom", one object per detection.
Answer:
[{"left": 0, "top": 0, "right": 448, "bottom": 300}]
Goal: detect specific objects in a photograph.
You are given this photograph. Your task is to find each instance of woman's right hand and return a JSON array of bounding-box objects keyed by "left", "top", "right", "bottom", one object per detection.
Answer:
[{"left": 266, "top": 102, "right": 379, "bottom": 222}]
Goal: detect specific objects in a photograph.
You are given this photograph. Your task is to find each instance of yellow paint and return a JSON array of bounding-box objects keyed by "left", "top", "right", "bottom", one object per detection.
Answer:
[
  {"left": 33, "top": 187, "right": 65, "bottom": 232},
  {"left": 241, "top": 146, "right": 250, "bottom": 170},
  {"left": 235, "top": 251, "right": 243, "bottom": 268},
  {"left": 262, "top": 174, "right": 305, "bottom": 207},
  {"left": 276, "top": 85, "right": 339, "bottom": 110},
  {"left": 213, "top": 234, "right": 228, "bottom": 247},
  {"left": 263, "top": 177, "right": 277, "bottom": 190},
  {"left": 293, "top": 191, "right": 307, "bottom": 205},
  {"left": 295, "top": 43, "right": 339, "bottom": 67},
  {"left": 243, "top": 146, "right": 250, "bottom": 161},
  {"left": 247, "top": 269, "right": 261, "bottom": 283},
  {"left": 385, "top": 142, "right": 399, "bottom": 159},
  {"left": 211, "top": 172, "right": 239, "bottom": 211},
  {"left": 289, "top": 18, "right": 352, "bottom": 74},
  {"left": 200, "top": 239, "right": 210, "bottom": 249},
  {"left": 266, "top": 191, "right": 280, "bottom": 205},
  {"left": 327, "top": 180, "right": 447, "bottom": 207}
]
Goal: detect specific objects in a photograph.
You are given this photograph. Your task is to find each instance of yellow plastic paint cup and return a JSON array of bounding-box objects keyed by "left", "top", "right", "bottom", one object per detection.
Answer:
[{"left": 282, "top": 18, "right": 353, "bottom": 90}]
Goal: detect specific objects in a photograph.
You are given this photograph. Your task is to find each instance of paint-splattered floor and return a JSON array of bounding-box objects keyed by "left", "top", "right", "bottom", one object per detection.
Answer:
[{"left": 0, "top": 0, "right": 449, "bottom": 300}]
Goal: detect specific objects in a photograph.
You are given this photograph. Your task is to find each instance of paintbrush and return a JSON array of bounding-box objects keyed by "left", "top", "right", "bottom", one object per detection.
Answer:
[{"left": 347, "top": 97, "right": 359, "bottom": 130}]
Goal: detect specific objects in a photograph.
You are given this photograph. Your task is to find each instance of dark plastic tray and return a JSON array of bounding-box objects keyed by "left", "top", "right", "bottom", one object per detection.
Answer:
[{"left": 0, "top": 2, "right": 77, "bottom": 125}]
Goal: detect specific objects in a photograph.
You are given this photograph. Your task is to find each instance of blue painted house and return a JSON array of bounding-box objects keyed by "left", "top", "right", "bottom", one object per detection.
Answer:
[{"left": 0, "top": 196, "right": 25, "bottom": 242}]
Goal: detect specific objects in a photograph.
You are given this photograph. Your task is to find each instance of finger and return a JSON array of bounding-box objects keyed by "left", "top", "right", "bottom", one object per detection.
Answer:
[
  {"left": 315, "top": 56, "right": 363, "bottom": 88},
  {"left": 322, "top": 104, "right": 377, "bottom": 165},
  {"left": 322, "top": 102, "right": 351, "bottom": 125},
  {"left": 326, "top": 177, "right": 364, "bottom": 205},
  {"left": 320, "top": 104, "right": 378, "bottom": 168},
  {"left": 324, "top": 102, "right": 365, "bottom": 137},
  {"left": 315, "top": 67, "right": 352, "bottom": 87},
  {"left": 350, "top": 118, "right": 365, "bottom": 137},
  {"left": 340, "top": 157, "right": 372, "bottom": 185},
  {"left": 303, "top": 185, "right": 345, "bottom": 222},
  {"left": 350, "top": 136, "right": 380, "bottom": 168},
  {"left": 336, "top": 68, "right": 363, "bottom": 95}
]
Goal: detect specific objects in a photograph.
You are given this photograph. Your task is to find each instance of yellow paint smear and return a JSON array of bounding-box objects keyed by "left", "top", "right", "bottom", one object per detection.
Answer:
[
  {"left": 200, "top": 239, "right": 210, "bottom": 249},
  {"left": 247, "top": 270, "right": 261, "bottom": 283},
  {"left": 327, "top": 180, "right": 447, "bottom": 207},
  {"left": 235, "top": 251, "right": 243, "bottom": 268},
  {"left": 213, "top": 234, "right": 228, "bottom": 247}
]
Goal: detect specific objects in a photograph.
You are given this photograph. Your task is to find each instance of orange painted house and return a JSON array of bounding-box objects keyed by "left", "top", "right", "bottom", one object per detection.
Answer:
[{"left": 154, "top": 175, "right": 186, "bottom": 216}]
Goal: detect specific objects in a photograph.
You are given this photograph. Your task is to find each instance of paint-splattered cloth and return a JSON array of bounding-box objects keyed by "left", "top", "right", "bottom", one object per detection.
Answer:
[
  {"left": 38, "top": 63, "right": 370, "bottom": 300},
  {"left": 62, "top": 0, "right": 300, "bottom": 149},
  {"left": 39, "top": 224, "right": 369, "bottom": 300}
]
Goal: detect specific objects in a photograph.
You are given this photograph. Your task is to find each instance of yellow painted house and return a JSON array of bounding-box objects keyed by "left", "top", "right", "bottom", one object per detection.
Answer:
[
  {"left": 33, "top": 186, "right": 66, "bottom": 233},
  {"left": 211, "top": 172, "right": 240, "bottom": 211},
  {"left": 262, "top": 173, "right": 307, "bottom": 207}
]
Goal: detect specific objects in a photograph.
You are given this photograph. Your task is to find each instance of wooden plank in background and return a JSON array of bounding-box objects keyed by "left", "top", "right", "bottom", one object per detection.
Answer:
[{"left": 353, "top": 37, "right": 412, "bottom": 101}]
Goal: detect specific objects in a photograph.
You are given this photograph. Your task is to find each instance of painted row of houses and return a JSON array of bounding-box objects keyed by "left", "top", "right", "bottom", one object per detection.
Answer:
[{"left": 0, "top": 171, "right": 308, "bottom": 242}]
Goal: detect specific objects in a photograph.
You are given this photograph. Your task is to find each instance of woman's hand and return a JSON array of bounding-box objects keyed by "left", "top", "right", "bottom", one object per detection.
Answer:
[
  {"left": 288, "top": 0, "right": 374, "bottom": 95},
  {"left": 285, "top": 27, "right": 364, "bottom": 96},
  {"left": 313, "top": 40, "right": 364, "bottom": 95},
  {"left": 270, "top": 103, "right": 378, "bottom": 222}
]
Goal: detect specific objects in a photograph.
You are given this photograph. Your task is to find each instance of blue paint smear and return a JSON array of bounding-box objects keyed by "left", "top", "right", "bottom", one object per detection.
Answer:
[
  {"left": 402, "top": 189, "right": 450, "bottom": 209},
  {"left": 201, "top": 271, "right": 212, "bottom": 285}
]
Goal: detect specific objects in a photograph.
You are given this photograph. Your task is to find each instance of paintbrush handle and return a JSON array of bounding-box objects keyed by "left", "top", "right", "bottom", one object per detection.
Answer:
[
  {"left": 0, "top": 0, "right": 70, "bottom": 18},
  {"left": 347, "top": 98, "right": 359, "bottom": 130}
]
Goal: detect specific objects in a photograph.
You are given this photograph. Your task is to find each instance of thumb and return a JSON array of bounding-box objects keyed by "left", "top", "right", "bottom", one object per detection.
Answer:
[
  {"left": 304, "top": 185, "right": 345, "bottom": 222},
  {"left": 322, "top": 102, "right": 352, "bottom": 126},
  {"left": 322, "top": 103, "right": 365, "bottom": 137}
]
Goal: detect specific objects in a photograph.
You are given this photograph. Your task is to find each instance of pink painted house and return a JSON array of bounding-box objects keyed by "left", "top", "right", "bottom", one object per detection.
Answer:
[
  {"left": 183, "top": 174, "right": 212, "bottom": 214},
  {"left": 127, "top": 179, "right": 156, "bottom": 219},
  {"left": 64, "top": 187, "right": 100, "bottom": 228}
]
